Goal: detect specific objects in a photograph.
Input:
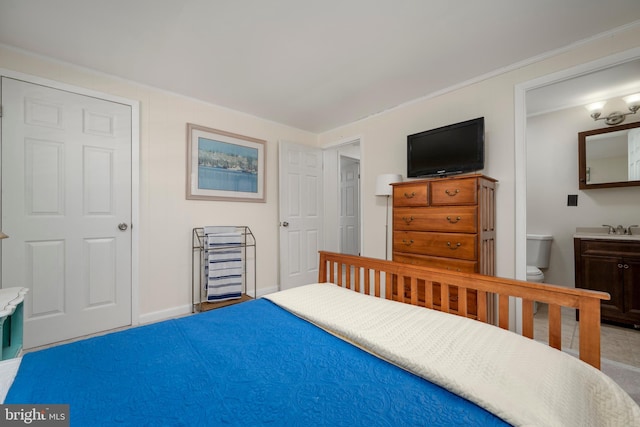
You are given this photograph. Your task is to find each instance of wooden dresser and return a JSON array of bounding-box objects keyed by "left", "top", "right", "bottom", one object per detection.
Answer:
[{"left": 391, "top": 174, "right": 497, "bottom": 316}]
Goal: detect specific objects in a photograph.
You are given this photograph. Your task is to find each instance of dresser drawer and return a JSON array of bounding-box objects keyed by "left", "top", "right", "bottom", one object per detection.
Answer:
[
  {"left": 393, "top": 252, "right": 477, "bottom": 272},
  {"left": 394, "top": 231, "right": 477, "bottom": 260},
  {"left": 393, "top": 183, "right": 428, "bottom": 207},
  {"left": 394, "top": 206, "right": 477, "bottom": 233},
  {"left": 430, "top": 177, "right": 478, "bottom": 205}
]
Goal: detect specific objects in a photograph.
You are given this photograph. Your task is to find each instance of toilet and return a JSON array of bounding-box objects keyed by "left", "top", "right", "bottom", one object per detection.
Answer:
[
  {"left": 526, "top": 234, "right": 552, "bottom": 314},
  {"left": 526, "top": 234, "right": 553, "bottom": 283}
]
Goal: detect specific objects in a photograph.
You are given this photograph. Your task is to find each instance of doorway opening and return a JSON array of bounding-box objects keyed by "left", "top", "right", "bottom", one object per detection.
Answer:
[
  {"left": 322, "top": 139, "right": 361, "bottom": 255},
  {"left": 339, "top": 154, "right": 360, "bottom": 255},
  {"left": 514, "top": 47, "right": 640, "bottom": 334}
]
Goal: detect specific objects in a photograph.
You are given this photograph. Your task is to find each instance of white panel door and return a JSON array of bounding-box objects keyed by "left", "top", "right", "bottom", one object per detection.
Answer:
[
  {"left": 278, "top": 141, "right": 323, "bottom": 290},
  {"left": 340, "top": 157, "right": 360, "bottom": 255},
  {"left": 1, "top": 77, "right": 132, "bottom": 348}
]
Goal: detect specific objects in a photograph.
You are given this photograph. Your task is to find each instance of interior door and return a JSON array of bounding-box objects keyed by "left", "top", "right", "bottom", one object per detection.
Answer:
[
  {"left": 278, "top": 141, "right": 323, "bottom": 290},
  {"left": 340, "top": 156, "right": 360, "bottom": 255},
  {"left": 1, "top": 77, "right": 132, "bottom": 349}
]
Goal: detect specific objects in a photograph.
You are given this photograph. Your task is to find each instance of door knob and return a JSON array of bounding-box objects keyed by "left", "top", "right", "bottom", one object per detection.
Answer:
[
  {"left": 281, "top": 221, "right": 289, "bottom": 227},
  {"left": 118, "top": 223, "right": 128, "bottom": 231}
]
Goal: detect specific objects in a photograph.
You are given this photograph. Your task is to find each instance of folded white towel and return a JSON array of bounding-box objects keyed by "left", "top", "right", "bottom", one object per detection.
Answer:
[
  {"left": 203, "top": 226, "right": 237, "bottom": 235},
  {"left": 203, "top": 228, "right": 244, "bottom": 302}
]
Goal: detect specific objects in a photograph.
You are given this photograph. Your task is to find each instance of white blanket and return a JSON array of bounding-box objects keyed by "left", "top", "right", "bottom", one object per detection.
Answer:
[
  {"left": 265, "top": 283, "right": 640, "bottom": 427},
  {"left": 0, "top": 357, "right": 21, "bottom": 403}
]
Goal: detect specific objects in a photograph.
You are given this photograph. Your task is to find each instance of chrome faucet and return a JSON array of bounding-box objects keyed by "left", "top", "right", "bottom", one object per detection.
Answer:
[{"left": 603, "top": 224, "right": 639, "bottom": 235}]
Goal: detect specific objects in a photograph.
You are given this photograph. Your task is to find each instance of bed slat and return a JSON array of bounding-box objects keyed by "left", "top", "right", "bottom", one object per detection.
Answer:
[
  {"left": 441, "top": 284, "right": 450, "bottom": 313},
  {"left": 318, "top": 251, "right": 609, "bottom": 369},
  {"left": 477, "top": 291, "right": 487, "bottom": 323},
  {"left": 548, "top": 303, "right": 562, "bottom": 350},
  {"left": 498, "top": 294, "right": 509, "bottom": 330},
  {"left": 458, "top": 287, "right": 468, "bottom": 317},
  {"left": 424, "top": 280, "right": 433, "bottom": 309}
]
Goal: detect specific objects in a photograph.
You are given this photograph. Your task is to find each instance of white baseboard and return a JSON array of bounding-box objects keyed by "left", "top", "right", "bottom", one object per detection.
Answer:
[
  {"left": 258, "top": 285, "right": 279, "bottom": 296},
  {"left": 138, "top": 286, "right": 280, "bottom": 325},
  {"left": 139, "top": 304, "right": 192, "bottom": 325}
]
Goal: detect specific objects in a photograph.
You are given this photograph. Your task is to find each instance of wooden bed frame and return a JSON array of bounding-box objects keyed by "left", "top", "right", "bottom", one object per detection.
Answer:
[{"left": 318, "top": 251, "right": 610, "bottom": 369}]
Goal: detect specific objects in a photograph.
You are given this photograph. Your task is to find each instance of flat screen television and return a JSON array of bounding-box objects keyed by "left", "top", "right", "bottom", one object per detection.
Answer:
[{"left": 407, "top": 117, "right": 484, "bottom": 178}]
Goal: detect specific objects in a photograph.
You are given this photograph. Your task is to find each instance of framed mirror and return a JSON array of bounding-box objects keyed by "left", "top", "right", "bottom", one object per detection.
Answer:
[{"left": 578, "top": 121, "right": 640, "bottom": 189}]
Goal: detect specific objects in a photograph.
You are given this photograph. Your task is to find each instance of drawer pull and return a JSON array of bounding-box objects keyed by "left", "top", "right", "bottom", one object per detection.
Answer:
[
  {"left": 447, "top": 242, "right": 462, "bottom": 250},
  {"left": 618, "top": 263, "right": 629, "bottom": 269},
  {"left": 402, "top": 216, "right": 415, "bottom": 224},
  {"left": 445, "top": 189, "right": 460, "bottom": 196},
  {"left": 402, "top": 239, "right": 414, "bottom": 246},
  {"left": 446, "top": 215, "right": 462, "bottom": 224},
  {"left": 403, "top": 191, "right": 416, "bottom": 199}
]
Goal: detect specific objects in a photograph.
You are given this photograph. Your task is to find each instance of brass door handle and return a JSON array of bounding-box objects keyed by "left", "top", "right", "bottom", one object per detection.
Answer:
[{"left": 445, "top": 189, "right": 460, "bottom": 196}]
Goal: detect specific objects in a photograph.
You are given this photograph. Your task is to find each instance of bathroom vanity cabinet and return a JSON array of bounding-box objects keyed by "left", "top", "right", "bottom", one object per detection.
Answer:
[{"left": 574, "top": 238, "right": 640, "bottom": 328}]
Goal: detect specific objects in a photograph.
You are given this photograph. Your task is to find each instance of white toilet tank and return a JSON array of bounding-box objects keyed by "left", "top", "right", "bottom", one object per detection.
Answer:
[{"left": 526, "top": 234, "right": 553, "bottom": 269}]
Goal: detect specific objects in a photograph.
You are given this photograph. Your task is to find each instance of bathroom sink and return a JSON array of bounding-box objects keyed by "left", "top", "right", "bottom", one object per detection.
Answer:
[{"left": 574, "top": 227, "right": 640, "bottom": 241}]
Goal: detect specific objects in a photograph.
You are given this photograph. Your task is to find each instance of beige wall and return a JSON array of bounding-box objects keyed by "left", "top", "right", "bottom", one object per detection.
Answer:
[
  {"left": 1, "top": 23, "right": 640, "bottom": 322},
  {"left": 527, "top": 107, "right": 640, "bottom": 288},
  {"left": 319, "top": 24, "right": 640, "bottom": 281},
  {"left": 0, "top": 45, "right": 317, "bottom": 321}
]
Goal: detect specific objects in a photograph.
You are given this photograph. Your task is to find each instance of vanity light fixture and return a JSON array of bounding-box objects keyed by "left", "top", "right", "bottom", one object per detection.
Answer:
[{"left": 586, "top": 93, "right": 640, "bottom": 126}]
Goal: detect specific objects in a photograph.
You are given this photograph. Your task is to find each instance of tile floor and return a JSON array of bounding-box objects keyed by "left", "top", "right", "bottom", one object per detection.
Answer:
[{"left": 533, "top": 303, "right": 640, "bottom": 368}]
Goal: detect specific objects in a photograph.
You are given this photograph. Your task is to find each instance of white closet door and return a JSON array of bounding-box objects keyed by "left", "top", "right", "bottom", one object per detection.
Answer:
[{"left": 1, "top": 77, "right": 132, "bottom": 348}]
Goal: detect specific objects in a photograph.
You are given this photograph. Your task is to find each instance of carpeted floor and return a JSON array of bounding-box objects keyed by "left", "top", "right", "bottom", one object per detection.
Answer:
[
  {"left": 563, "top": 348, "right": 640, "bottom": 405},
  {"left": 600, "top": 356, "right": 640, "bottom": 405}
]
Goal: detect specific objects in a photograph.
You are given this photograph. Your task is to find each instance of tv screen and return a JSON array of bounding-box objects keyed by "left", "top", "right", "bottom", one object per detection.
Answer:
[{"left": 407, "top": 117, "right": 484, "bottom": 178}]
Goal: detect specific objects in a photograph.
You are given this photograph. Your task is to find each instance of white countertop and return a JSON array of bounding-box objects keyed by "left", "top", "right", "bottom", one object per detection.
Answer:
[{"left": 574, "top": 227, "right": 640, "bottom": 241}]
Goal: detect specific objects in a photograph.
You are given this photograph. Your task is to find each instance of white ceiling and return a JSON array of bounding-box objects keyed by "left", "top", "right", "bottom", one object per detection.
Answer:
[
  {"left": 1, "top": 0, "right": 640, "bottom": 132},
  {"left": 526, "top": 59, "right": 640, "bottom": 116}
]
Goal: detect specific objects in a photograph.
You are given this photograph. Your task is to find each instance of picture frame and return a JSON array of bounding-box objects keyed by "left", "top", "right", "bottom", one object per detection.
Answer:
[{"left": 186, "top": 123, "right": 266, "bottom": 202}]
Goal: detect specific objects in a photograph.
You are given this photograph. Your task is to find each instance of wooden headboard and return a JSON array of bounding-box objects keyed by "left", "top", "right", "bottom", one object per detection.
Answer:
[{"left": 317, "top": 251, "right": 610, "bottom": 369}]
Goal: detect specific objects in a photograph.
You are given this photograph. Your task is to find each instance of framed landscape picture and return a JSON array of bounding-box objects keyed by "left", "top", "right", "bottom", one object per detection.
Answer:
[{"left": 186, "top": 123, "right": 266, "bottom": 202}]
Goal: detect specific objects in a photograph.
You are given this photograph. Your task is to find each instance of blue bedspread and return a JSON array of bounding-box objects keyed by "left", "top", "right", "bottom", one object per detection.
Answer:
[{"left": 6, "top": 299, "right": 509, "bottom": 426}]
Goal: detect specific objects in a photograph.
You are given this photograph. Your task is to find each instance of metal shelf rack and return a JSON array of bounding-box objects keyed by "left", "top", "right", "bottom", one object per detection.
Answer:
[{"left": 192, "top": 226, "right": 256, "bottom": 313}]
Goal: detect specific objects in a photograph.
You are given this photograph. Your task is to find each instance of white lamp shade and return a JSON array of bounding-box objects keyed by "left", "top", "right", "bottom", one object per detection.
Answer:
[
  {"left": 623, "top": 93, "right": 640, "bottom": 108},
  {"left": 585, "top": 101, "right": 606, "bottom": 114},
  {"left": 375, "top": 174, "right": 402, "bottom": 196}
]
